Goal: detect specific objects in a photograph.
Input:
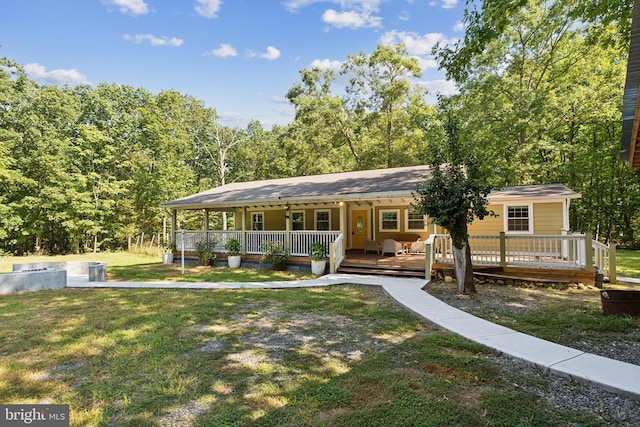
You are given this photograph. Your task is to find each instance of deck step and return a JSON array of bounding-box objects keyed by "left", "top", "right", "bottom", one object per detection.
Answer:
[{"left": 337, "top": 263, "right": 426, "bottom": 278}]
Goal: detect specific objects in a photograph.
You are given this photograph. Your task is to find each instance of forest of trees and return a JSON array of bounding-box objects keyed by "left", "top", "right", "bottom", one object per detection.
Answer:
[{"left": 1, "top": 0, "right": 640, "bottom": 255}]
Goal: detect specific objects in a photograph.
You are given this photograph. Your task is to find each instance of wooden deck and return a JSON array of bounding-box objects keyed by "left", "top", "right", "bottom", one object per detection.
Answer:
[{"left": 337, "top": 250, "right": 596, "bottom": 284}]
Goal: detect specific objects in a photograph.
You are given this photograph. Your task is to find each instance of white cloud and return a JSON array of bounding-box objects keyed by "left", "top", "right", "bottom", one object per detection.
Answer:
[
  {"left": 284, "top": 0, "right": 383, "bottom": 29},
  {"left": 123, "top": 34, "right": 184, "bottom": 47},
  {"left": 194, "top": 0, "right": 222, "bottom": 18},
  {"left": 379, "top": 30, "right": 451, "bottom": 56},
  {"left": 211, "top": 43, "right": 237, "bottom": 58},
  {"left": 453, "top": 20, "right": 465, "bottom": 32},
  {"left": 104, "top": 0, "right": 149, "bottom": 16},
  {"left": 442, "top": 0, "right": 458, "bottom": 9},
  {"left": 258, "top": 46, "right": 281, "bottom": 60},
  {"left": 270, "top": 95, "right": 289, "bottom": 103},
  {"left": 398, "top": 10, "right": 410, "bottom": 21},
  {"left": 24, "top": 63, "right": 90, "bottom": 86},
  {"left": 322, "top": 9, "right": 382, "bottom": 28},
  {"left": 310, "top": 58, "right": 343, "bottom": 73},
  {"left": 421, "top": 79, "right": 458, "bottom": 96}
]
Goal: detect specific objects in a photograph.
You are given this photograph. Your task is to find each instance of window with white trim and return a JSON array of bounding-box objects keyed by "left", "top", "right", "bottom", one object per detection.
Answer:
[
  {"left": 380, "top": 209, "right": 400, "bottom": 232},
  {"left": 292, "top": 211, "right": 305, "bottom": 231},
  {"left": 252, "top": 212, "right": 264, "bottom": 231},
  {"left": 315, "top": 210, "right": 330, "bottom": 231},
  {"left": 406, "top": 210, "right": 426, "bottom": 231},
  {"left": 505, "top": 205, "right": 533, "bottom": 233}
]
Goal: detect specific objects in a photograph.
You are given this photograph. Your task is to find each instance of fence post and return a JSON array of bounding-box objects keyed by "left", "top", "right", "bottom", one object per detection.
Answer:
[
  {"left": 609, "top": 242, "right": 617, "bottom": 284},
  {"left": 499, "top": 232, "right": 507, "bottom": 267},
  {"left": 425, "top": 241, "right": 433, "bottom": 280},
  {"left": 584, "top": 232, "right": 593, "bottom": 270}
]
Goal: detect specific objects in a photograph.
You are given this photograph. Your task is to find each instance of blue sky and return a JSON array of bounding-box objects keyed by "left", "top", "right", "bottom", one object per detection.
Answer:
[{"left": 1, "top": 0, "right": 464, "bottom": 128}]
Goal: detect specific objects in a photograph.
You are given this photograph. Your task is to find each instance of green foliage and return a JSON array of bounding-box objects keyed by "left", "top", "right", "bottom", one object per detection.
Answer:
[
  {"left": 195, "top": 239, "right": 217, "bottom": 266},
  {"left": 309, "top": 242, "right": 327, "bottom": 261},
  {"left": 261, "top": 241, "right": 288, "bottom": 270},
  {"left": 223, "top": 238, "right": 241, "bottom": 256}
]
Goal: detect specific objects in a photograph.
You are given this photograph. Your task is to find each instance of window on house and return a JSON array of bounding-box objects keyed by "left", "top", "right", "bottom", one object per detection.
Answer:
[
  {"left": 315, "top": 210, "right": 330, "bottom": 231},
  {"left": 252, "top": 212, "right": 264, "bottom": 230},
  {"left": 406, "top": 211, "right": 426, "bottom": 231},
  {"left": 380, "top": 209, "right": 400, "bottom": 231},
  {"left": 506, "top": 205, "right": 532, "bottom": 233},
  {"left": 292, "top": 211, "right": 305, "bottom": 231}
]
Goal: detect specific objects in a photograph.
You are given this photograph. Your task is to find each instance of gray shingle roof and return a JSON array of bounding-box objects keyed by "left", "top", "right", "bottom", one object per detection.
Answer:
[{"left": 162, "top": 165, "right": 580, "bottom": 209}]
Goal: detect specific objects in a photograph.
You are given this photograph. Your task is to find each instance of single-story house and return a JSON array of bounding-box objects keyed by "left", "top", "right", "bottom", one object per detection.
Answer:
[{"left": 162, "top": 165, "right": 581, "bottom": 262}]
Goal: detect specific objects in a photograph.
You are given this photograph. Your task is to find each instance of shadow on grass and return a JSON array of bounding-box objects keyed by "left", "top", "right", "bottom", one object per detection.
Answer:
[{"left": 0, "top": 286, "right": 607, "bottom": 426}]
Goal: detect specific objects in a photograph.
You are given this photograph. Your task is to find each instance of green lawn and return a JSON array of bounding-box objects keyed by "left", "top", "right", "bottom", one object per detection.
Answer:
[
  {"left": 616, "top": 249, "right": 640, "bottom": 278},
  {"left": 0, "top": 285, "right": 603, "bottom": 426},
  {"left": 0, "top": 252, "right": 159, "bottom": 273},
  {"left": 1, "top": 252, "right": 314, "bottom": 282}
]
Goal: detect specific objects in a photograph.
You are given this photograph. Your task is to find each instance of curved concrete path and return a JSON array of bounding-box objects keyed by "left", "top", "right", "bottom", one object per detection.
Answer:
[{"left": 67, "top": 274, "right": 640, "bottom": 400}]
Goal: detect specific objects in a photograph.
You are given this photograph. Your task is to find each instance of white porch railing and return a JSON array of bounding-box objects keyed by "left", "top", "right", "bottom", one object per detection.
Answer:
[
  {"left": 426, "top": 232, "right": 615, "bottom": 281},
  {"left": 174, "top": 230, "right": 345, "bottom": 267}
]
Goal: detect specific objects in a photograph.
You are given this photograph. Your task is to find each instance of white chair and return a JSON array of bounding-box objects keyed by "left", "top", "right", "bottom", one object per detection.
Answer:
[
  {"left": 381, "top": 239, "right": 403, "bottom": 256},
  {"left": 410, "top": 240, "right": 426, "bottom": 254},
  {"left": 364, "top": 239, "right": 380, "bottom": 255}
]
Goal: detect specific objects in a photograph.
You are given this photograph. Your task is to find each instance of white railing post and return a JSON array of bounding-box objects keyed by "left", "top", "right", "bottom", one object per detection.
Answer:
[{"left": 584, "top": 231, "right": 593, "bottom": 270}]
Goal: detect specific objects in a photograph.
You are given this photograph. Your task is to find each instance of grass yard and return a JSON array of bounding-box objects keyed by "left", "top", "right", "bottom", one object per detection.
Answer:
[
  {"left": 0, "top": 285, "right": 610, "bottom": 426},
  {"left": 0, "top": 252, "right": 315, "bottom": 283},
  {"left": 0, "top": 252, "right": 159, "bottom": 274},
  {"left": 617, "top": 249, "right": 640, "bottom": 278}
]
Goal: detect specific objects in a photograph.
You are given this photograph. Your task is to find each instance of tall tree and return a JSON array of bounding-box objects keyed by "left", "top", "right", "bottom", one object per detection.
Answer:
[{"left": 414, "top": 102, "right": 493, "bottom": 294}]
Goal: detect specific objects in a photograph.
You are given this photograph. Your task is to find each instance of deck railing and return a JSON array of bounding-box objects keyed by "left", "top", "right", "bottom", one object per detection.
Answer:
[{"left": 427, "top": 232, "right": 615, "bottom": 281}]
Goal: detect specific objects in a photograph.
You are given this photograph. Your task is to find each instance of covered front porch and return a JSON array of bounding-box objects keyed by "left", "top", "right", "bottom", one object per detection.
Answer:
[{"left": 170, "top": 228, "right": 615, "bottom": 284}]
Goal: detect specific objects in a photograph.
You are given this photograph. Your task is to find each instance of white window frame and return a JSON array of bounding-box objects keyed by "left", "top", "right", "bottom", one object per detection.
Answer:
[
  {"left": 291, "top": 211, "right": 305, "bottom": 231},
  {"left": 503, "top": 203, "right": 533, "bottom": 234},
  {"left": 405, "top": 210, "right": 426, "bottom": 231},
  {"left": 379, "top": 209, "right": 400, "bottom": 232},
  {"left": 315, "top": 210, "right": 331, "bottom": 231},
  {"left": 251, "top": 212, "right": 264, "bottom": 231}
]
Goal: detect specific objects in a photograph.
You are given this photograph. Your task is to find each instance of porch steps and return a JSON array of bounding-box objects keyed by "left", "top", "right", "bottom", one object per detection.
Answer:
[{"left": 337, "top": 261, "right": 426, "bottom": 278}]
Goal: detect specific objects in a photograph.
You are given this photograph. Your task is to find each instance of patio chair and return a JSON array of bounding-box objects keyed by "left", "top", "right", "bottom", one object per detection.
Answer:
[
  {"left": 364, "top": 239, "right": 380, "bottom": 255},
  {"left": 381, "top": 239, "right": 403, "bottom": 256},
  {"left": 409, "top": 240, "right": 426, "bottom": 254}
]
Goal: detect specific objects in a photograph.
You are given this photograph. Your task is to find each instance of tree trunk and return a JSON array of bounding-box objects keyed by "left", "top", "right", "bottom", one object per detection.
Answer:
[{"left": 452, "top": 240, "right": 476, "bottom": 294}]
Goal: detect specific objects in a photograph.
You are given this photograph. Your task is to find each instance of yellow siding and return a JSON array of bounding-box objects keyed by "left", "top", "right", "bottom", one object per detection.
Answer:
[
  {"left": 468, "top": 203, "right": 504, "bottom": 235},
  {"left": 533, "top": 203, "right": 564, "bottom": 234},
  {"left": 374, "top": 206, "right": 428, "bottom": 241},
  {"left": 243, "top": 208, "right": 341, "bottom": 230},
  {"left": 466, "top": 202, "right": 565, "bottom": 235}
]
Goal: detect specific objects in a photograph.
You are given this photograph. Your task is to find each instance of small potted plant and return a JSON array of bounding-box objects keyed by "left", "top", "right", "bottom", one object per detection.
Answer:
[
  {"left": 309, "top": 242, "right": 327, "bottom": 276},
  {"left": 162, "top": 241, "right": 176, "bottom": 264},
  {"left": 224, "top": 238, "right": 242, "bottom": 269}
]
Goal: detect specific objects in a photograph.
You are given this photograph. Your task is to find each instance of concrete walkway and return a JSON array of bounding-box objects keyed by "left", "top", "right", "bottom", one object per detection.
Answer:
[{"left": 67, "top": 274, "right": 640, "bottom": 400}]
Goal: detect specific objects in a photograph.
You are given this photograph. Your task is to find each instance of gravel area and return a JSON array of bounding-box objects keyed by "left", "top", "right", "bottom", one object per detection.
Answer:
[{"left": 425, "top": 280, "right": 640, "bottom": 426}]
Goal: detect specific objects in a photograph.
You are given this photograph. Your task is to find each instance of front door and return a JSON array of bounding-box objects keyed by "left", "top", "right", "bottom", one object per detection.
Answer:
[{"left": 351, "top": 210, "right": 368, "bottom": 249}]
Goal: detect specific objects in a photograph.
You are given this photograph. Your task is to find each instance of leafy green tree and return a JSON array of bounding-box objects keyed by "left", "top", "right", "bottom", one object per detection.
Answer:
[
  {"left": 435, "top": 0, "right": 633, "bottom": 82},
  {"left": 414, "top": 104, "right": 493, "bottom": 294}
]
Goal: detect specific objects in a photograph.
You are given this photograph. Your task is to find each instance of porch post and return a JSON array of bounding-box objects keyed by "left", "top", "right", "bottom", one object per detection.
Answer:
[
  {"left": 241, "top": 207, "right": 247, "bottom": 255},
  {"left": 609, "top": 242, "right": 617, "bottom": 284},
  {"left": 499, "top": 232, "right": 507, "bottom": 267},
  {"left": 584, "top": 231, "right": 593, "bottom": 270},
  {"left": 339, "top": 202, "right": 347, "bottom": 256},
  {"left": 203, "top": 209, "right": 209, "bottom": 232},
  {"left": 285, "top": 206, "right": 291, "bottom": 253},
  {"left": 171, "top": 210, "right": 177, "bottom": 244}
]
